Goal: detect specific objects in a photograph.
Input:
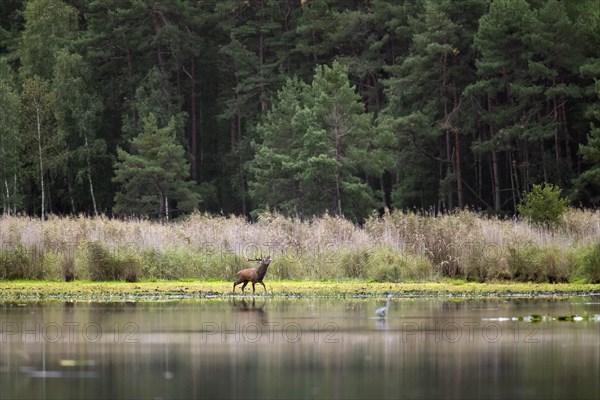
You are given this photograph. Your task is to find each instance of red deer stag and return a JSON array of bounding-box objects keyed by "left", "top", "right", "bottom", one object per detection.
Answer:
[{"left": 233, "top": 256, "right": 272, "bottom": 294}]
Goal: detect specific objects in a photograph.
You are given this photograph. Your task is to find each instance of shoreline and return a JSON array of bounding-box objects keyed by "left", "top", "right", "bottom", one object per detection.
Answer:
[{"left": 1, "top": 280, "right": 599, "bottom": 302}]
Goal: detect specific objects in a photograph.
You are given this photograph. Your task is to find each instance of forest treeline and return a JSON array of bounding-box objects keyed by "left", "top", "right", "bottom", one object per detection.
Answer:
[{"left": 0, "top": 0, "right": 599, "bottom": 221}]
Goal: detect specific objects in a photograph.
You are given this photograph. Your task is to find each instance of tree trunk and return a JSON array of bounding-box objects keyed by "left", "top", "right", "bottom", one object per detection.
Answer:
[
  {"left": 190, "top": 57, "right": 198, "bottom": 181},
  {"left": 491, "top": 149, "right": 501, "bottom": 211},
  {"left": 487, "top": 96, "right": 500, "bottom": 211},
  {"left": 165, "top": 194, "right": 169, "bottom": 222},
  {"left": 380, "top": 175, "right": 389, "bottom": 211},
  {"left": 230, "top": 116, "right": 236, "bottom": 153},
  {"left": 445, "top": 130, "right": 453, "bottom": 210},
  {"left": 441, "top": 52, "right": 452, "bottom": 210},
  {"left": 452, "top": 82, "right": 463, "bottom": 209},
  {"left": 476, "top": 127, "right": 482, "bottom": 208},
  {"left": 523, "top": 139, "right": 530, "bottom": 193},
  {"left": 237, "top": 111, "right": 246, "bottom": 216},
  {"left": 438, "top": 161, "right": 445, "bottom": 213},
  {"left": 68, "top": 172, "right": 76, "bottom": 214},
  {"left": 13, "top": 174, "right": 16, "bottom": 215},
  {"left": 3, "top": 179, "right": 9, "bottom": 216},
  {"left": 373, "top": 74, "right": 381, "bottom": 114},
  {"left": 560, "top": 101, "right": 572, "bottom": 166},
  {"left": 541, "top": 141, "right": 548, "bottom": 182},
  {"left": 36, "top": 105, "right": 44, "bottom": 220},
  {"left": 259, "top": 31, "right": 267, "bottom": 112},
  {"left": 159, "top": 192, "right": 165, "bottom": 218},
  {"left": 455, "top": 129, "right": 463, "bottom": 209},
  {"left": 85, "top": 134, "right": 98, "bottom": 216},
  {"left": 508, "top": 150, "right": 516, "bottom": 213},
  {"left": 553, "top": 96, "right": 561, "bottom": 183},
  {"left": 258, "top": 0, "right": 267, "bottom": 112},
  {"left": 335, "top": 170, "right": 342, "bottom": 216},
  {"left": 153, "top": 13, "right": 165, "bottom": 68},
  {"left": 512, "top": 150, "right": 521, "bottom": 204},
  {"left": 47, "top": 174, "right": 53, "bottom": 215}
]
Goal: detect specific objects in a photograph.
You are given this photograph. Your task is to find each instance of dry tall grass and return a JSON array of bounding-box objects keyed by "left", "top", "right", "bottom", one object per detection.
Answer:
[{"left": 0, "top": 209, "right": 598, "bottom": 282}]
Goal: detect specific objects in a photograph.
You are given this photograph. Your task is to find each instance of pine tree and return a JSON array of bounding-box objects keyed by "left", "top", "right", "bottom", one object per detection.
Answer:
[
  {"left": 383, "top": 0, "right": 485, "bottom": 210},
  {"left": 307, "top": 61, "right": 379, "bottom": 218},
  {"left": 574, "top": 71, "right": 600, "bottom": 205},
  {"left": 113, "top": 114, "right": 200, "bottom": 219},
  {"left": 247, "top": 76, "right": 307, "bottom": 215},
  {"left": 572, "top": 0, "right": 600, "bottom": 206},
  {"left": 247, "top": 62, "right": 379, "bottom": 221},
  {"left": 468, "top": 0, "right": 535, "bottom": 211},
  {"left": 216, "top": 0, "right": 299, "bottom": 214},
  {"left": 122, "top": 66, "right": 187, "bottom": 144}
]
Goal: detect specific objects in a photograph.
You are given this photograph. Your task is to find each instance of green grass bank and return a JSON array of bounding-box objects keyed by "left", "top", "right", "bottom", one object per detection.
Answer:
[{"left": 0, "top": 280, "right": 599, "bottom": 302}]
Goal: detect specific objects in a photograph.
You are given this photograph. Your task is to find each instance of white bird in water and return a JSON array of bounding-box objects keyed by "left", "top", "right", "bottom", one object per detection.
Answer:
[{"left": 375, "top": 294, "right": 393, "bottom": 318}]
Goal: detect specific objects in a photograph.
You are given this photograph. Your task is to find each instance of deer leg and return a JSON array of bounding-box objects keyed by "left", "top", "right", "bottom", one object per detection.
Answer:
[
  {"left": 252, "top": 282, "right": 256, "bottom": 294},
  {"left": 233, "top": 277, "right": 244, "bottom": 292},
  {"left": 240, "top": 281, "right": 248, "bottom": 292},
  {"left": 259, "top": 281, "right": 267, "bottom": 292}
]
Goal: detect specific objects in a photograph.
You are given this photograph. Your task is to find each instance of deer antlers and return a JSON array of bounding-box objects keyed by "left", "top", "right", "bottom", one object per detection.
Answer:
[{"left": 248, "top": 255, "right": 270, "bottom": 262}]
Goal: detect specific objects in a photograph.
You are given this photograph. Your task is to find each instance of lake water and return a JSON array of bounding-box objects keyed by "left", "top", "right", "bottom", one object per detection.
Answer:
[{"left": 0, "top": 297, "right": 598, "bottom": 399}]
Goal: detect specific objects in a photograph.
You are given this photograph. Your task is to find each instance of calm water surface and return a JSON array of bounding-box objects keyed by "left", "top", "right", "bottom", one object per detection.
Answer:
[{"left": 0, "top": 297, "right": 598, "bottom": 399}]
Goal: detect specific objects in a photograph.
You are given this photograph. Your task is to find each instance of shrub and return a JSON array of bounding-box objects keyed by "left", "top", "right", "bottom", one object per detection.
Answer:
[
  {"left": 367, "top": 248, "right": 434, "bottom": 282},
  {"left": 0, "top": 245, "right": 44, "bottom": 279},
  {"left": 200, "top": 254, "right": 246, "bottom": 280},
  {"left": 573, "top": 243, "right": 600, "bottom": 283},
  {"left": 87, "top": 241, "right": 143, "bottom": 281},
  {"left": 509, "top": 245, "right": 570, "bottom": 283},
  {"left": 142, "top": 248, "right": 200, "bottom": 280},
  {"left": 339, "top": 250, "right": 370, "bottom": 279},
  {"left": 269, "top": 257, "right": 304, "bottom": 280},
  {"left": 462, "top": 244, "right": 511, "bottom": 282},
  {"left": 518, "top": 183, "right": 568, "bottom": 227}
]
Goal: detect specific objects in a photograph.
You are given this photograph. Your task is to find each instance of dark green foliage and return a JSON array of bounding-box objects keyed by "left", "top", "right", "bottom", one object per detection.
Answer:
[
  {"left": 518, "top": 183, "right": 568, "bottom": 227},
  {"left": 18, "top": 0, "right": 78, "bottom": 80},
  {"left": 0, "top": 61, "right": 21, "bottom": 214},
  {"left": 52, "top": 50, "right": 106, "bottom": 215},
  {"left": 247, "top": 62, "right": 380, "bottom": 221},
  {"left": 113, "top": 114, "right": 200, "bottom": 219},
  {"left": 0, "top": 0, "right": 598, "bottom": 219},
  {"left": 574, "top": 75, "right": 600, "bottom": 205}
]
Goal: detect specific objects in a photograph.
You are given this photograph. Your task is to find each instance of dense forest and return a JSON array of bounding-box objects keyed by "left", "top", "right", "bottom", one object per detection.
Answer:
[{"left": 0, "top": 0, "right": 599, "bottom": 221}]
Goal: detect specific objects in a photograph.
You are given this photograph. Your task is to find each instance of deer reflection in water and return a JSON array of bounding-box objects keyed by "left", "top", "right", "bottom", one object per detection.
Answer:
[{"left": 233, "top": 298, "right": 268, "bottom": 326}]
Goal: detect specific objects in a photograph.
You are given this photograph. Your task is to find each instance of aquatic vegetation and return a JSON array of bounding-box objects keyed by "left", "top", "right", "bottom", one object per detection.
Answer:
[{"left": 0, "top": 280, "right": 598, "bottom": 302}]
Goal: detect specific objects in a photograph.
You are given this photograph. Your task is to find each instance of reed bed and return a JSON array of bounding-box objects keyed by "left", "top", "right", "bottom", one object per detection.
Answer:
[{"left": 0, "top": 209, "right": 598, "bottom": 283}]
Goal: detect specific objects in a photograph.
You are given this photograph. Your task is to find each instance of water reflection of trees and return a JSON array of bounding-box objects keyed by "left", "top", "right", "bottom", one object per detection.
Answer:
[{"left": 0, "top": 300, "right": 598, "bottom": 399}]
